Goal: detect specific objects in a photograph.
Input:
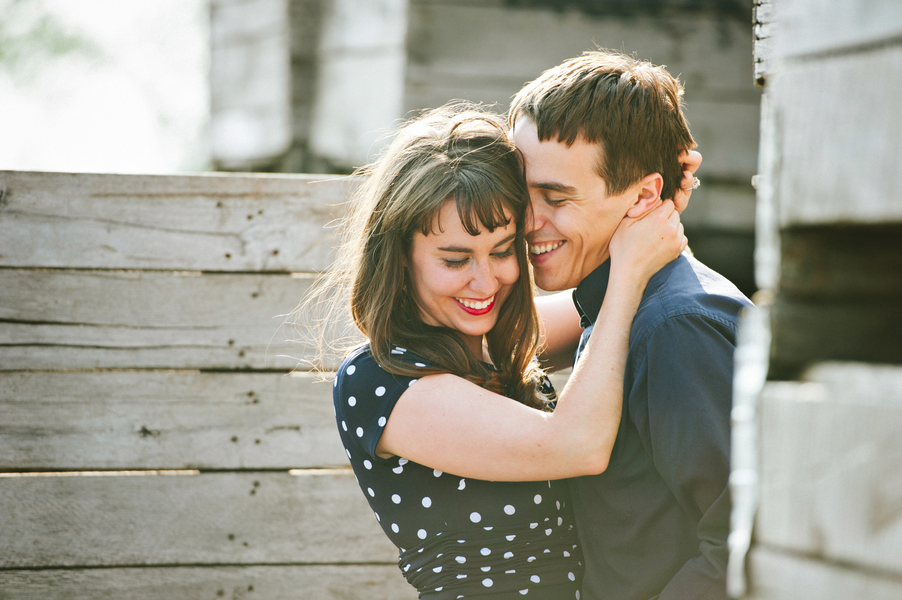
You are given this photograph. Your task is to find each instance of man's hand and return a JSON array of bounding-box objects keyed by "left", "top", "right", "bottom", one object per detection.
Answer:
[{"left": 673, "top": 149, "right": 702, "bottom": 213}]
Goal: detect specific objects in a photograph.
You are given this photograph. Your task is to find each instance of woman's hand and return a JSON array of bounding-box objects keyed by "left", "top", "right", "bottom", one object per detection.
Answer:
[
  {"left": 672, "top": 149, "right": 702, "bottom": 213},
  {"left": 609, "top": 199, "right": 686, "bottom": 287}
]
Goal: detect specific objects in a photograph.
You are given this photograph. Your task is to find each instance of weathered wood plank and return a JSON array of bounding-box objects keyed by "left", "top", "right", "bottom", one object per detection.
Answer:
[
  {"left": 746, "top": 546, "right": 902, "bottom": 600},
  {"left": 768, "top": 48, "right": 902, "bottom": 227},
  {"left": 0, "top": 270, "right": 355, "bottom": 370},
  {"left": 772, "top": 0, "right": 902, "bottom": 61},
  {"left": 779, "top": 225, "right": 902, "bottom": 299},
  {"left": 0, "top": 371, "right": 345, "bottom": 471},
  {"left": 406, "top": 4, "right": 761, "bottom": 182},
  {"left": 757, "top": 364, "right": 902, "bottom": 575},
  {"left": 753, "top": 0, "right": 774, "bottom": 85},
  {"left": 678, "top": 183, "right": 755, "bottom": 231},
  {"left": 0, "top": 565, "right": 417, "bottom": 600},
  {"left": 0, "top": 171, "right": 356, "bottom": 271},
  {"left": 0, "top": 471, "right": 397, "bottom": 568},
  {"left": 408, "top": 5, "right": 758, "bottom": 96},
  {"left": 679, "top": 101, "right": 762, "bottom": 183},
  {"left": 769, "top": 297, "right": 902, "bottom": 374}
]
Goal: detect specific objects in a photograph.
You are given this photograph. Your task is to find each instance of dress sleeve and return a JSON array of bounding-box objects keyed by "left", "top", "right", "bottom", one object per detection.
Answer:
[
  {"left": 333, "top": 347, "right": 423, "bottom": 462},
  {"left": 628, "top": 314, "right": 735, "bottom": 600}
]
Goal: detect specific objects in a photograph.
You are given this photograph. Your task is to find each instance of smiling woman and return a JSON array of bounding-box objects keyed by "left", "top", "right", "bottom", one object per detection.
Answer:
[
  {"left": 297, "top": 101, "right": 686, "bottom": 599},
  {"left": 408, "top": 200, "right": 519, "bottom": 356}
]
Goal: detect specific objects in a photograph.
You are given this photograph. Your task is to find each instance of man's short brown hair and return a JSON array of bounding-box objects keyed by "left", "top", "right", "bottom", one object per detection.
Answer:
[{"left": 509, "top": 49, "right": 696, "bottom": 201}]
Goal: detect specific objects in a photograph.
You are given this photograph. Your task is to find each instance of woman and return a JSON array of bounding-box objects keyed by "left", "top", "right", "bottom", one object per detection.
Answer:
[{"left": 322, "top": 103, "right": 688, "bottom": 599}]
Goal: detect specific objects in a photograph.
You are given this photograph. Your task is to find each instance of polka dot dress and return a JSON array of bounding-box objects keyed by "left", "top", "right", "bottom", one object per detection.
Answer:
[{"left": 334, "top": 345, "right": 584, "bottom": 599}]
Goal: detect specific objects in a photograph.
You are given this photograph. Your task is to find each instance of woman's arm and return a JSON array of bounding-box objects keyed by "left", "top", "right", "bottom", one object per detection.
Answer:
[{"left": 377, "top": 200, "right": 686, "bottom": 482}]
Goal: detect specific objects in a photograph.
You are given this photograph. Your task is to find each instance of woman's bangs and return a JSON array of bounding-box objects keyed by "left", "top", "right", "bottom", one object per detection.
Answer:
[{"left": 454, "top": 181, "right": 514, "bottom": 236}]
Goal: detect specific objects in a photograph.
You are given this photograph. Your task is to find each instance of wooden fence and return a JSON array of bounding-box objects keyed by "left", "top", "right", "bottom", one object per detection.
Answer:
[
  {"left": 0, "top": 171, "right": 417, "bottom": 599},
  {"left": 735, "top": 1, "right": 902, "bottom": 597}
]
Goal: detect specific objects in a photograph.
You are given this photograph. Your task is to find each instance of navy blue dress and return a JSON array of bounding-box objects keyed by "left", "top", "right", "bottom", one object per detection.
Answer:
[{"left": 333, "top": 344, "right": 584, "bottom": 599}]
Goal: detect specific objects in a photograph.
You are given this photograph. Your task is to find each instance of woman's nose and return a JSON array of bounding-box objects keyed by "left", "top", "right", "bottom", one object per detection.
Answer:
[{"left": 469, "top": 261, "right": 498, "bottom": 294}]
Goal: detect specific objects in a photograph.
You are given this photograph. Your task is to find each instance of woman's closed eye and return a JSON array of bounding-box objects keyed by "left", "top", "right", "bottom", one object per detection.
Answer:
[
  {"left": 442, "top": 257, "right": 469, "bottom": 268},
  {"left": 441, "top": 249, "right": 511, "bottom": 268}
]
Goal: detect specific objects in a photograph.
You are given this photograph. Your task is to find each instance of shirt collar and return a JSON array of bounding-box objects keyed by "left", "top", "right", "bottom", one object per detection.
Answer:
[{"left": 572, "top": 259, "right": 612, "bottom": 328}]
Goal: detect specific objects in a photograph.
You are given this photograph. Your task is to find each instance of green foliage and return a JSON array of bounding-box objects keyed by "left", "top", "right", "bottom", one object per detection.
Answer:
[{"left": 0, "top": 0, "right": 101, "bottom": 79}]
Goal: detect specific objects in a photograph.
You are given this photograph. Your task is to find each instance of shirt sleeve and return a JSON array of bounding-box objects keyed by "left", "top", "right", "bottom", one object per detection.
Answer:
[
  {"left": 628, "top": 314, "right": 735, "bottom": 600},
  {"left": 333, "top": 348, "right": 423, "bottom": 463}
]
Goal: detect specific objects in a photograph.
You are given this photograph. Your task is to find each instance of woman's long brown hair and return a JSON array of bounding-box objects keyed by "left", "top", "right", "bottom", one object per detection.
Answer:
[{"left": 298, "top": 102, "right": 547, "bottom": 409}]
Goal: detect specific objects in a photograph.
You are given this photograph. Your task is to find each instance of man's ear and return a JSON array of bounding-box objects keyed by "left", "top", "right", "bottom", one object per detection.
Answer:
[{"left": 625, "top": 173, "right": 664, "bottom": 218}]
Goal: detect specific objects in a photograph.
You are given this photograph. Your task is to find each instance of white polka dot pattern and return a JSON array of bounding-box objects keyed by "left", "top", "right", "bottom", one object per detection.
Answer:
[{"left": 333, "top": 346, "right": 583, "bottom": 598}]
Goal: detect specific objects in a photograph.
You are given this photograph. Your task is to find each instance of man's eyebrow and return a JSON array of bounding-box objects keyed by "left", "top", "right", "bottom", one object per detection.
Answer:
[
  {"left": 529, "top": 181, "right": 578, "bottom": 194},
  {"left": 438, "top": 233, "right": 517, "bottom": 253}
]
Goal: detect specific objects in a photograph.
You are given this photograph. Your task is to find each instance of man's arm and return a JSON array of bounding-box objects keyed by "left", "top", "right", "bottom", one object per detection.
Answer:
[{"left": 632, "top": 313, "right": 736, "bottom": 600}]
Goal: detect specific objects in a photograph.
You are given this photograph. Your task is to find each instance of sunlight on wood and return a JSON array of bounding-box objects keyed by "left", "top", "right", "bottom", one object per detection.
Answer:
[
  {"left": 288, "top": 467, "right": 352, "bottom": 476},
  {"left": 0, "top": 470, "right": 200, "bottom": 478}
]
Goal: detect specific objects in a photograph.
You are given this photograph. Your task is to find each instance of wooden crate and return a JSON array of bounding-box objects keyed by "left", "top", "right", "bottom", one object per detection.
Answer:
[{"left": 0, "top": 170, "right": 415, "bottom": 599}]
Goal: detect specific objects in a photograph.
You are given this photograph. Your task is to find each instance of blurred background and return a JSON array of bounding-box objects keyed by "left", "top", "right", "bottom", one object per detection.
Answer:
[{"left": 0, "top": 0, "right": 760, "bottom": 294}]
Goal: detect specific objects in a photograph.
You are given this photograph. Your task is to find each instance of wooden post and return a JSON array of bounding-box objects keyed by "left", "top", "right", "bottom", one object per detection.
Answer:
[{"left": 735, "top": 1, "right": 902, "bottom": 597}]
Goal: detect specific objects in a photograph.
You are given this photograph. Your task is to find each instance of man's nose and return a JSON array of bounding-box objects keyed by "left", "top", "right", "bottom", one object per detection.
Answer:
[{"left": 526, "top": 198, "right": 546, "bottom": 234}]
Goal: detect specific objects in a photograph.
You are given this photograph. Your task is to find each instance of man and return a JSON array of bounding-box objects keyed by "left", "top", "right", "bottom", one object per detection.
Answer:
[{"left": 510, "top": 50, "right": 753, "bottom": 599}]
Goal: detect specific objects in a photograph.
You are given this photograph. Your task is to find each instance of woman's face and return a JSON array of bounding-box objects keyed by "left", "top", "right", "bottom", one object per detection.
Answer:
[{"left": 408, "top": 198, "right": 520, "bottom": 356}]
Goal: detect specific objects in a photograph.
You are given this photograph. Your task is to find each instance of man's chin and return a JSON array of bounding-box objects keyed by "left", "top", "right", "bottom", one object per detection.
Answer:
[{"left": 533, "top": 270, "right": 570, "bottom": 292}]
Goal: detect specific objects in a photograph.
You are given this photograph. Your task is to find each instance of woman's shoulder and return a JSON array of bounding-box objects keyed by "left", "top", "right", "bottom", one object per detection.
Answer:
[
  {"left": 337, "top": 343, "right": 376, "bottom": 375},
  {"left": 333, "top": 343, "right": 433, "bottom": 426},
  {"left": 338, "top": 344, "right": 432, "bottom": 376},
  {"left": 334, "top": 343, "right": 433, "bottom": 397}
]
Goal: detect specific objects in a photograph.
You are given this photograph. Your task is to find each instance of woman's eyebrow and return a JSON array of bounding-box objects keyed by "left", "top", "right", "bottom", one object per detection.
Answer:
[
  {"left": 438, "top": 233, "right": 516, "bottom": 253},
  {"left": 494, "top": 233, "right": 517, "bottom": 248}
]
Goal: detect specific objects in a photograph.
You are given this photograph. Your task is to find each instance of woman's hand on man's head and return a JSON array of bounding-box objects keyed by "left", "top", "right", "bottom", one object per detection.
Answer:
[{"left": 673, "top": 149, "right": 702, "bottom": 213}]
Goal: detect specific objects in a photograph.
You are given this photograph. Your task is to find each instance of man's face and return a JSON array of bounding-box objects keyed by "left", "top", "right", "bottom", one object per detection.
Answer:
[{"left": 513, "top": 117, "right": 635, "bottom": 291}]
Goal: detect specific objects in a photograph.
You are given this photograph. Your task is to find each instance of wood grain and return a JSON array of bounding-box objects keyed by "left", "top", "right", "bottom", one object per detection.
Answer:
[
  {"left": 753, "top": 0, "right": 774, "bottom": 84},
  {"left": 0, "top": 171, "right": 356, "bottom": 272},
  {"left": 0, "top": 371, "right": 345, "bottom": 471},
  {"left": 0, "top": 565, "right": 417, "bottom": 600},
  {"left": 405, "top": 3, "right": 761, "bottom": 184},
  {"left": 771, "top": 0, "right": 902, "bottom": 61},
  {"left": 0, "top": 269, "right": 356, "bottom": 370},
  {"left": 768, "top": 49, "right": 902, "bottom": 227},
  {"left": 0, "top": 470, "right": 398, "bottom": 568},
  {"left": 757, "top": 364, "right": 902, "bottom": 575},
  {"left": 747, "top": 546, "right": 902, "bottom": 600},
  {"left": 779, "top": 225, "right": 902, "bottom": 299},
  {"left": 769, "top": 297, "right": 902, "bottom": 373}
]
